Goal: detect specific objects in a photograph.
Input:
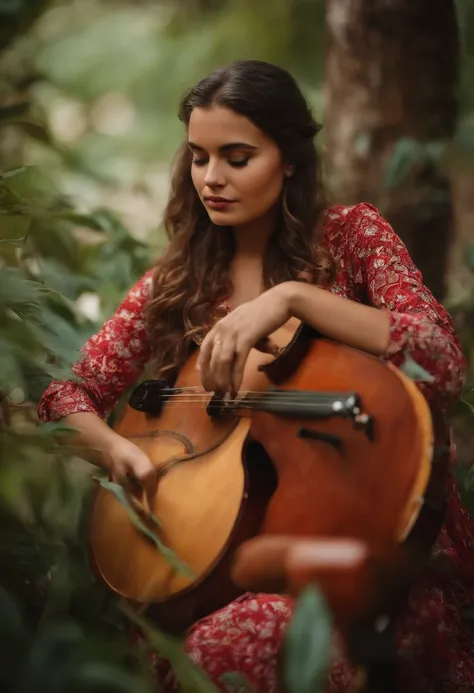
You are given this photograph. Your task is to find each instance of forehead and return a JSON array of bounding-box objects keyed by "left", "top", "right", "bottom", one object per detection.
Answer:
[{"left": 188, "top": 106, "right": 270, "bottom": 148}]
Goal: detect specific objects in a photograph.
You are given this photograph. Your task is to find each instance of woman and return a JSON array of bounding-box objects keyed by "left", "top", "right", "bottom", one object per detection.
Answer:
[{"left": 38, "top": 60, "right": 474, "bottom": 692}]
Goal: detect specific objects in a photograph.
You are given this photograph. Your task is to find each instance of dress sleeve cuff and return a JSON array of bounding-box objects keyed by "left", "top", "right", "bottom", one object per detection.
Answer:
[
  {"left": 381, "top": 310, "right": 466, "bottom": 410},
  {"left": 37, "top": 381, "right": 103, "bottom": 422},
  {"left": 384, "top": 310, "right": 418, "bottom": 358}
]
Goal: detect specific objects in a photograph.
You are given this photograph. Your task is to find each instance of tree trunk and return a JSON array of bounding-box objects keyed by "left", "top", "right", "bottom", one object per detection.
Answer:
[{"left": 323, "top": 0, "right": 460, "bottom": 300}]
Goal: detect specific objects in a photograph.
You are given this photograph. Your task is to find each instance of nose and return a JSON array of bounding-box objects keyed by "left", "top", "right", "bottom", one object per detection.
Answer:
[{"left": 203, "top": 159, "right": 225, "bottom": 189}]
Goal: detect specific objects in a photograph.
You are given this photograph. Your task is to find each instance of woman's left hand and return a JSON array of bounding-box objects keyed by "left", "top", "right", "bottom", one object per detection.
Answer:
[{"left": 197, "top": 284, "right": 292, "bottom": 396}]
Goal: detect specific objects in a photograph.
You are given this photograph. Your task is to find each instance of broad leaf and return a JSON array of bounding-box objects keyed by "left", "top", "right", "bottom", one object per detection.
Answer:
[
  {"left": 37, "top": 258, "right": 98, "bottom": 300},
  {"left": 383, "top": 137, "right": 423, "bottom": 189},
  {"left": 399, "top": 352, "right": 435, "bottom": 383},
  {"left": 125, "top": 608, "right": 218, "bottom": 693},
  {"left": 94, "top": 477, "right": 193, "bottom": 577},
  {"left": 283, "top": 586, "right": 332, "bottom": 693},
  {"left": 0, "top": 167, "right": 27, "bottom": 180},
  {"left": 0, "top": 268, "right": 51, "bottom": 313},
  {"left": 462, "top": 388, "right": 474, "bottom": 412},
  {"left": 220, "top": 672, "right": 255, "bottom": 692}
]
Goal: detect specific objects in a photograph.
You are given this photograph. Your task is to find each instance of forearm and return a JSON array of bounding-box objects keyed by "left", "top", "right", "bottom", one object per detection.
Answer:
[
  {"left": 281, "top": 281, "right": 391, "bottom": 356},
  {"left": 62, "top": 411, "right": 123, "bottom": 470}
]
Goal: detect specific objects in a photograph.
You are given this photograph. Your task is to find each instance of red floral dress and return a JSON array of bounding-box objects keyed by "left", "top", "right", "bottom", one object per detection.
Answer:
[{"left": 38, "top": 203, "right": 474, "bottom": 693}]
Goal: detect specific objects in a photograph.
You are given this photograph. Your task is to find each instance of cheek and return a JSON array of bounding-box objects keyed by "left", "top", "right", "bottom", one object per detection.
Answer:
[{"left": 243, "top": 162, "right": 284, "bottom": 207}]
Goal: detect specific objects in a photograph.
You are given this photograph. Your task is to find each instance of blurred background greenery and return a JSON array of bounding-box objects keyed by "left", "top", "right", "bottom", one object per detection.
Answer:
[{"left": 1, "top": 1, "right": 474, "bottom": 691}]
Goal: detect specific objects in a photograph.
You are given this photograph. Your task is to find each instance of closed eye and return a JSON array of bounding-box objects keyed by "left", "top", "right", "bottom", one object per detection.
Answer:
[
  {"left": 192, "top": 158, "right": 250, "bottom": 168},
  {"left": 229, "top": 158, "right": 249, "bottom": 168}
]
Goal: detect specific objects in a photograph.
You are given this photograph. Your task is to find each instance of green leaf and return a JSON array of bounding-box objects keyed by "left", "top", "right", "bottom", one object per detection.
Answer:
[
  {"left": 0, "top": 214, "right": 31, "bottom": 245},
  {"left": 72, "top": 661, "right": 152, "bottom": 693},
  {"left": 37, "top": 421, "right": 78, "bottom": 438},
  {"left": 38, "top": 258, "right": 97, "bottom": 300},
  {"left": 399, "top": 351, "right": 435, "bottom": 383},
  {"left": 0, "top": 103, "right": 30, "bottom": 120},
  {"left": 94, "top": 477, "right": 193, "bottom": 577},
  {"left": 0, "top": 336, "right": 28, "bottom": 391},
  {"left": 465, "top": 242, "right": 474, "bottom": 274},
  {"left": 9, "top": 120, "right": 53, "bottom": 145},
  {"left": 125, "top": 608, "right": 218, "bottom": 693},
  {"left": 220, "top": 672, "right": 255, "bottom": 692},
  {"left": 0, "top": 268, "right": 51, "bottom": 315},
  {"left": 0, "top": 167, "right": 27, "bottom": 180},
  {"left": 79, "top": 209, "right": 131, "bottom": 238},
  {"left": 354, "top": 132, "right": 371, "bottom": 156},
  {"left": 0, "top": 586, "right": 30, "bottom": 691},
  {"left": 283, "top": 586, "right": 332, "bottom": 693},
  {"left": 55, "top": 211, "right": 112, "bottom": 233},
  {"left": 449, "top": 397, "right": 474, "bottom": 420},
  {"left": 383, "top": 137, "right": 423, "bottom": 189},
  {"left": 425, "top": 140, "right": 446, "bottom": 163},
  {"left": 462, "top": 388, "right": 474, "bottom": 412},
  {"left": 32, "top": 307, "right": 84, "bottom": 363}
]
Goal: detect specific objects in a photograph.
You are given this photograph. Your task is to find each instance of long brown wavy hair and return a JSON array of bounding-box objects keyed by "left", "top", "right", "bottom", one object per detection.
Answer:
[{"left": 145, "top": 60, "right": 335, "bottom": 381}]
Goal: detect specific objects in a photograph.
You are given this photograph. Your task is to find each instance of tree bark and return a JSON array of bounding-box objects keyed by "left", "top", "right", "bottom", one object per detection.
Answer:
[{"left": 323, "top": 0, "right": 460, "bottom": 300}]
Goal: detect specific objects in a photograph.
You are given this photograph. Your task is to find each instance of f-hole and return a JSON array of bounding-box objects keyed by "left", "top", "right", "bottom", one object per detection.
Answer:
[{"left": 242, "top": 440, "right": 278, "bottom": 528}]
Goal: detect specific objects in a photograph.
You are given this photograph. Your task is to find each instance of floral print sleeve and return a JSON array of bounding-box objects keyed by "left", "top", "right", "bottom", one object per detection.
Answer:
[
  {"left": 330, "top": 202, "right": 466, "bottom": 412},
  {"left": 37, "top": 269, "right": 153, "bottom": 422}
]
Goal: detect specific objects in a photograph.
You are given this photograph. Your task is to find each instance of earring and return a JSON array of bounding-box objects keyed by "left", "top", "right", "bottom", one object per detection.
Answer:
[{"left": 285, "top": 165, "right": 294, "bottom": 178}]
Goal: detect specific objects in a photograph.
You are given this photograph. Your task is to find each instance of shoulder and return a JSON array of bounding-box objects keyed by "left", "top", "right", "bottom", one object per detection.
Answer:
[
  {"left": 107, "top": 268, "right": 155, "bottom": 326},
  {"left": 121, "top": 268, "right": 154, "bottom": 306},
  {"left": 322, "top": 202, "right": 404, "bottom": 255},
  {"left": 323, "top": 201, "right": 388, "bottom": 238}
]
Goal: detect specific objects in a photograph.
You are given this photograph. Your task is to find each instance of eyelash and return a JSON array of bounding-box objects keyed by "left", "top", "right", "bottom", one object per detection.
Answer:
[{"left": 192, "top": 158, "right": 250, "bottom": 168}]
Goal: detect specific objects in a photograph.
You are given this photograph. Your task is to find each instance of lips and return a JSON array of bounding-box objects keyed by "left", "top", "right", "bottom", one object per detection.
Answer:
[
  {"left": 204, "top": 196, "right": 236, "bottom": 210},
  {"left": 206, "top": 195, "right": 233, "bottom": 203}
]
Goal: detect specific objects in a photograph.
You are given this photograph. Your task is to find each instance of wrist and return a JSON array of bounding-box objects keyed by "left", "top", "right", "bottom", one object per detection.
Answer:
[
  {"left": 101, "top": 429, "right": 124, "bottom": 456},
  {"left": 275, "top": 281, "right": 309, "bottom": 318}
]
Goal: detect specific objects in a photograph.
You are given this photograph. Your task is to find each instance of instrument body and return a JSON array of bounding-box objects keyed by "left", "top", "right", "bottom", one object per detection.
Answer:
[{"left": 88, "top": 323, "right": 449, "bottom": 633}]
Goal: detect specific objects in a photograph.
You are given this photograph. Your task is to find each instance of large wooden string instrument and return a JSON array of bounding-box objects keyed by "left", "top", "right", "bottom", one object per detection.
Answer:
[{"left": 88, "top": 320, "right": 449, "bottom": 635}]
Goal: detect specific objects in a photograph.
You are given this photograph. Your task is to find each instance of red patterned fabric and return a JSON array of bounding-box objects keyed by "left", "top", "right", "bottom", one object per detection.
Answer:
[{"left": 38, "top": 203, "right": 474, "bottom": 692}]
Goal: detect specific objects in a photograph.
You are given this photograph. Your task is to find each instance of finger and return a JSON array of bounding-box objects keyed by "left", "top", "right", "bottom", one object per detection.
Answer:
[
  {"left": 196, "top": 329, "right": 216, "bottom": 373},
  {"left": 200, "top": 342, "right": 218, "bottom": 392},
  {"left": 136, "top": 466, "right": 158, "bottom": 501},
  {"left": 110, "top": 467, "right": 127, "bottom": 488},
  {"left": 210, "top": 335, "right": 236, "bottom": 394},
  {"left": 231, "top": 339, "right": 250, "bottom": 397},
  {"left": 126, "top": 456, "right": 158, "bottom": 499},
  {"left": 198, "top": 334, "right": 221, "bottom": 391},
  {"left": 205, "top": 336, "right": 223, "bottom": 392}
]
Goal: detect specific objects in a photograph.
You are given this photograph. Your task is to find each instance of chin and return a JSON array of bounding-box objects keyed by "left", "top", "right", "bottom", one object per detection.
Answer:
[{"left": 208, "top": 211, "right": 244, "bottom": 227}]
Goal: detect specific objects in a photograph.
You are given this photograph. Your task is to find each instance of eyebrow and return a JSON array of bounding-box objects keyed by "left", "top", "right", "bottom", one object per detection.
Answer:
[{"left": 188, "top": 141, "right": 258, "bottom": 153}]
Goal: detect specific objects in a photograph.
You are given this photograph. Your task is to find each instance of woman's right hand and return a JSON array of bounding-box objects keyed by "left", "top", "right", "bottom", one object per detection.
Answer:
[{"left": 105, "top": 435, "right": 158, "bottom": 501}]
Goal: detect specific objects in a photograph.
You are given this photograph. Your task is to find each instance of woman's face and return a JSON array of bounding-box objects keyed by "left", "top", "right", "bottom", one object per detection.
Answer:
[{"left": 188, "top": 106, "right": 286, "bottom": 228}]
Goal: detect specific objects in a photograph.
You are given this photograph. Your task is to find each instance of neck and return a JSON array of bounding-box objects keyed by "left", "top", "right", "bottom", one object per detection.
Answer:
[{"left": 232, "top": 207, "right": 278, "bottom": 257}]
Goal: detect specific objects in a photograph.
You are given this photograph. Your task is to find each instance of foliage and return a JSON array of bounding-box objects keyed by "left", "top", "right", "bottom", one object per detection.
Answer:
[
  {"left": 0, "top": 1, "right": 474, "bottom": 692},
  {"left": 283, "top": 587, "right": 332, "bottom": 693},
  {"left": 0, "top": 0, "right": 50, "bottom": 53},
  {"left": 0, "top": 583, "right": 153, "bottom": 693},
  {"left": 0, "top": 2, "right": 162, "bottom": 685}
]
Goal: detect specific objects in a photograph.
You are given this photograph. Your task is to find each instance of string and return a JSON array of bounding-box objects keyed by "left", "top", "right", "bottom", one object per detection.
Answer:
[
  {"left": 138, "top": 404, "right": 353, "bottom": 412},
  {"left": 132, "top": 390, "right": 357, "bottom": 409},
  {"left": 148, "top": 386, "right": 353, "bottom": 396},
  {"left": 139, "top": 387, "right": 353, "bottom": 399}
]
